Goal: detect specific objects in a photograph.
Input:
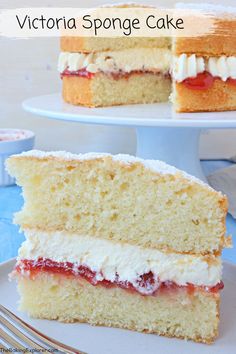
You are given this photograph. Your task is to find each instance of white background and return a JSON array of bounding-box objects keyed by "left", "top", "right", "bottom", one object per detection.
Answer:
[{"left": 1, "top": 0, "right": 236, "bottom": 158}]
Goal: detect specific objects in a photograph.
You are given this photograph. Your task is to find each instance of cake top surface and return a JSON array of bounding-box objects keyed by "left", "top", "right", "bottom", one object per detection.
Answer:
[
  {"left": 94, "top": 2, "right": 236, "bottom": 14},
  {"left": 11, "top": 150, "right": 220, "bottom": 193},
  {"left": 176, "top": 2, "right": 236, "bottom": 15},
  {"left": 96, "top": 2, "right": 236, "bottom": 13},
  {"left": 100, "top": 2, "right": 154, "bottom": 8}
]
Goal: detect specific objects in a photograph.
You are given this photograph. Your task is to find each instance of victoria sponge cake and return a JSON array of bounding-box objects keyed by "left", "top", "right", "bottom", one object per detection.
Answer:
[{"left": 58, "top": 3, "right": 236, "bottom": 112}]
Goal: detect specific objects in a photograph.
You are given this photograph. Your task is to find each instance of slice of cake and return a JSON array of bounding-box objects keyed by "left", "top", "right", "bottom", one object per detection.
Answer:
[
  {"left": 6, "top": 151, "right": 230, "bottom": 344},
  {"left": 173, "top": 4, "right": 236, "bottom": 112}
]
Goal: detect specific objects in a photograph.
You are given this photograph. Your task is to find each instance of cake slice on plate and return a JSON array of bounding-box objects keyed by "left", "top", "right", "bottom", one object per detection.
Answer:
[{"left": 6, "top": 151, "right": 230, "bottom": 343}]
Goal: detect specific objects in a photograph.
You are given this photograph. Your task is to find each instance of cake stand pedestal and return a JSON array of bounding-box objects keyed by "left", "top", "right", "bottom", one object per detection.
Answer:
[
  {"left": 136, "top": 127, "right": 203, "bottom": 178},
  {"left": 23, "top": 93, "right": 236, "bottom": 182}
]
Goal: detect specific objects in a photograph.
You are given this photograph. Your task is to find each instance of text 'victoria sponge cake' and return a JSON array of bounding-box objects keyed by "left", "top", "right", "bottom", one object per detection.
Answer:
[
  {"left": 6, "top": 151, "right": 231, "bottom": 344},
  {"left": 58, "top": 3, "right": 236, "bottom": 112}
]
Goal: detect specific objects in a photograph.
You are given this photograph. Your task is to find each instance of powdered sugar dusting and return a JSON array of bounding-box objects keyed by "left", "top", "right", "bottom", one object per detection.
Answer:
[{"left": 10, "top": 150, "right": 217, "bottom": 192}]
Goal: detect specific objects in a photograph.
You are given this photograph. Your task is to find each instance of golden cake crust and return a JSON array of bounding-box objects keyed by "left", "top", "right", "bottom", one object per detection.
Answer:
[
  {"left": 175, "top": 19, "right": 236, "bottom": 56},
  {"left": 175, "top": 79, "right": 236, "bottom": 112},
  {"left": 60, "top": 37, "right": 171, "bottom": 53},
  {"left": 62, "top": 75, "right": 93, "bottom": 107},
  {"left": 62, "top": 72, "right": 171, "bottom": 107}
]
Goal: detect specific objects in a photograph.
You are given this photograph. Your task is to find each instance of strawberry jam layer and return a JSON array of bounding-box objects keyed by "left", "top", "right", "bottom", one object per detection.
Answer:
[
  {"left": 61, "top": 68, "right": 94, "bottom": 79},
  {"left": 15, "top": 258, "right": 224, "bottom": 296},
  {"left": 228, "top": 78, "right": 236, "bottom": 86},
  {"left": 182, "top": 71, "right": 236, "bottom": 90},
  {"left": 61, "top": 68, "right": 169, "bottom": 81},
  {"left": 183, "top": 72, "right": 215, "bottom": 90}
]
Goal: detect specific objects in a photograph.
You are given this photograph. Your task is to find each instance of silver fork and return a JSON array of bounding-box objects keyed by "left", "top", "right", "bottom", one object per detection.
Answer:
[{"left": 0, "top": 304, "right": 87, "bottom": 353}]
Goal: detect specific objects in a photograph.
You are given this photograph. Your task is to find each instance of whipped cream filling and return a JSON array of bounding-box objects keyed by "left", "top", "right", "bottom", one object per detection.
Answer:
[
  {"left": 174, "top": 54, "right": 236, "bottom": 82},
  {"left": 58, "top": 48, "right": 171, "bottom": 74},
  {"left": 17, "top": 230, "right": 222, "bottom": 291}
]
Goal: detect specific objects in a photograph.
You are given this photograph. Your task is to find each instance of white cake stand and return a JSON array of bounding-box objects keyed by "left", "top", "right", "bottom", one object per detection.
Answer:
[{"left": 23, "top": 93, "right": 236, "bottom": 181}]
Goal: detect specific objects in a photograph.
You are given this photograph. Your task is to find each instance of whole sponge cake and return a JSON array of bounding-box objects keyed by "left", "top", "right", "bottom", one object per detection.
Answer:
[
  {"left": 7, "top": 150, "right": 228, "bottom": 344},
  {"left": 6, "top": 151, "right": 228, "bottom": 255},
  {"left": 58, "top": 3, "right": 236, "bottom": 112}
]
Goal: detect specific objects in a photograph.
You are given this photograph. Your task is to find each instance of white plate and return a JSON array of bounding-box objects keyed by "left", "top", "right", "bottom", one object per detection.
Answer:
[
  {"left": 1, "top": 259, "right": 236, "bottom": 354},
  {"left": 23, "top": 93, "right": 236, "bottom": 128}
]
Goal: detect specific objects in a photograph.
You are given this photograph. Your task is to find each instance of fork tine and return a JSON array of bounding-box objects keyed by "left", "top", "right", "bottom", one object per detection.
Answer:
[
  {"left": 0, "top": 328, "right": 26, "bottom": 350},
  {"left": 0, "top": 305, "right": 87, "bottom": 354},
  {"left": 0, "top": 314, "right": 45, "bottom": 350}
]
